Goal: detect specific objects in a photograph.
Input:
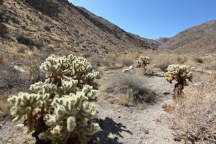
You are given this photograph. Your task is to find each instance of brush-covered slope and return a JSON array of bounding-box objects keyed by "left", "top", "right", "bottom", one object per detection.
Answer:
[
  {"left": 0, "top": 0, "right": 158, "bottom": 63},
  {"left": 159, "top": 20, "right": 216, "bottom": 54}
]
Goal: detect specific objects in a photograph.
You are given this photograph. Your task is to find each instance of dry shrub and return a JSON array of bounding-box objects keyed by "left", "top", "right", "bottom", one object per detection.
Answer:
[
  {"left": 101, "top": 52, "right": 137, "bottom": 68},
  {"left": 0, "top": 55, "right": 6, "bottom": 65},
  {"left": 113, "top": 74, "right": 157, "bottom": 105},
  {"left": 193, "top": 57, "right": 204, "bottom": 64},
  {"left": 116, "top": 53, "right": 137, "bottom": 67},
  {"left": 27, "top": 59, "right": 44, "bottom": 83},
  {"left": 152, "top": 54, "right": 177, "bottom": 72},
  {"left": 103, "top": 53, "right": 118, "bottom": 67},
  {"left": 0, "top": 64, "right": 30, "bottom": 119},
  {"left": 205, "top": 64, "right": 216, "bottom": 71},
  {"left": 0, "top": 99, "right": 10, "bottom": 120},
  {"left": 208, "top": 73, "right": 216, "bottom": 80},
  {"left": 177, "top": 56, "right": 188, "bottom": 64},
  {"left": 170, "top": 85, "right": 216, "bottom": 143},
  {"left": 120, "top": 58, "right": 133, "bottom": 67},
  {"left": 88, "top": 55, "right": 104, "bottom": 70}
]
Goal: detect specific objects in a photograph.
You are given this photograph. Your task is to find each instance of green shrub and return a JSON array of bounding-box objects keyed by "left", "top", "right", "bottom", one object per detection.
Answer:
[{"left": 8, "top": 54, "right": 100, "bottom": 144}]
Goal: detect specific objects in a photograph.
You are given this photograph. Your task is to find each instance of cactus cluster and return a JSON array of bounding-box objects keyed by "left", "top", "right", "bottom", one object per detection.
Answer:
[
  {"left": 165, "top": 64, "right": 193, "bottom": 84},
  {"left": 165, "top": 64, "right": 193, "bottom": 99},
  {"left": 8, "top": 54, "right": 100, "bottom": 144},
  {"left": 135, "top": 56, "right": 150, "bottom": 69}
]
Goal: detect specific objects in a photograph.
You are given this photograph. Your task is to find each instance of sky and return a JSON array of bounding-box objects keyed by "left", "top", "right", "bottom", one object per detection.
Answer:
[{"left": 70, "top": 0, "right": 216, "bottom": 39}]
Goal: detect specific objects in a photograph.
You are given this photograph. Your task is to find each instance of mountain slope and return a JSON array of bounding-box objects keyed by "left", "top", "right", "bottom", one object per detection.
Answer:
[
  {"left": 159, "top": 20, "right": 216, "bottom": 54},
  {"left": 0, "top": 0, "right": 159, "bottom": 64}
]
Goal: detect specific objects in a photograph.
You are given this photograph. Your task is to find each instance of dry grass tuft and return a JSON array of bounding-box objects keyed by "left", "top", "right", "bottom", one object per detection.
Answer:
[
  {"left": 193, "top": 57, "right": 204, "bottom": 64},
  {"left": 170, "top": 84, "right": 216, "bottom": 143},
  {"left": 162, "top": 104, "right": 175, "bottom": 113},
  {"left": 0, "top": 100, "right": 10, "bottom": 120},
  {"left": 111, "top": 73, "right": 157, "bottom": 106}
]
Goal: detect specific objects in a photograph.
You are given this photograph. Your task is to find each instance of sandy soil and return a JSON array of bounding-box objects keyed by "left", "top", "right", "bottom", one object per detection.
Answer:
[
  {"left": 0, "top": 68, "right": 183, "bottom": 144},
  {"left": 93, "top": 69, "right": 181, "bottom": 144}
]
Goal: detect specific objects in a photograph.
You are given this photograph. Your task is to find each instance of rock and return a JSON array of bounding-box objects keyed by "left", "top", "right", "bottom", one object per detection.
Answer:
[
  {"left": 13, "top": 65, "right": 26, "bottom": 73},
  {"left": 108, "top": 133, "right": 115, "bottom": 139},
  {"left": 122, "top": 65, "right": 134, "bottom": 73},
  {"left": 128, "top": 65, "right": 134, "bottom": 69},
  {"left": 16, "top": 123, "right": 24, "bottom": 128},
  {"left": 144, "top": 129, "right": 149, "bottom": 134}
]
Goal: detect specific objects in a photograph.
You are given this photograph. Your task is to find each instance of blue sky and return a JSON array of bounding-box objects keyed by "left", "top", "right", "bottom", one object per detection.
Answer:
[{"left": 70, "top": 0, "right": 216, "bottom": 39}]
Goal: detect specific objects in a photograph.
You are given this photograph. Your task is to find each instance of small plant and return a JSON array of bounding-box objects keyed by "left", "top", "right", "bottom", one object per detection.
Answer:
[
  {"left": 8, "top": 54, "right": 100, "bottom": 144},
  {"left": 28, "top": 60, "right": 44, "bottom": 83},
  {"left": 135, "top": 56, "right": 150, "bottom": 71},
  {"left": 165, "top": 64, "right": 193, "bottom": 99},
  {"left": 116, "top": 74, "right": 157, "bottom": 105},
  {"left": 171, "top": 86, "right": 216, "bottom": 143}
]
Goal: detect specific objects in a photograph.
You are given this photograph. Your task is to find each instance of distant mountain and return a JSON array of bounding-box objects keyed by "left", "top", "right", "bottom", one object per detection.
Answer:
[
  {"left": 0, "top": 0, "right": 159, "bottom": 63},
  {"left": 159, "top": 20, "right": 216, "bottom": 54},
  {"left": 156, "top": 37, "right": 169, "bottom": 44}
]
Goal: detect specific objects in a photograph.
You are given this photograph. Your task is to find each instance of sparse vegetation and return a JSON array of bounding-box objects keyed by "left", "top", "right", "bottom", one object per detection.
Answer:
[
  {"left": 28, "top": 60, "right": 44, "bottom": 83},
  {"left": 113, "top": 74, "right": 157, "bottom": 105},
  {"left": 177, "top": 56, "right": 188, "bottom": 64},
  {"left": 170, "top": 85, "right": 216, "bottom": 144},
  {"left": 1, "top": 0, "right": 216, "bottom": 144},
  {"left": 193, "top": 57, "right": 204, "bottom": 63},
  {"left": 8, "top": 54, "right": 100, "bottom": 144}
]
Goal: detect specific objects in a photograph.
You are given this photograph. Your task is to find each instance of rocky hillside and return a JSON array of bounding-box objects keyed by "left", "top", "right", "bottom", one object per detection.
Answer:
[
  {"left": 0, "top": 0, "right": 159, "bottom": 64},
  {"left": 156, "top": 37, "right": 169, "bottom": 44},
  {"left": 159, "top": 20, "right": 216, "bottom": 54}
]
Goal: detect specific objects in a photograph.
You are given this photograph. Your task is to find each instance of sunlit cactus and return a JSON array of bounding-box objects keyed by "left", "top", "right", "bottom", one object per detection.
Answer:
[
  {"left": 135, "top": 56, "right": 150, "bottom": 71},
  {"left": 165, "top": 64, "right": 193, "bottom": 99},
  {"left": 8, "top": 54, "right": 100, "bottom": 144}
]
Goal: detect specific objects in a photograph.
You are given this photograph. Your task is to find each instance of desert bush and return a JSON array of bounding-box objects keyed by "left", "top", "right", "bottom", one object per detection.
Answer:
[
  {"left": 28, "top": 60, "right": 44, "bottom": 83},
  {"left": 88, "top": 55, "right": 103, "bottom": 70},
  {"left": 8, "top": 54, "right": 100, "bottom": 144},
  {"left": 121, "top": 58, "right": 133, "bottom": 67},
  {"left": 177, "top": 56, "right": 188, "bottom": 64},
  {"left": 205, "top": 64, "right": 216, "bottom": 71},
  {"left": 165, "top": 64, "right": 193, "bottom": 100},
  {"left": 17, "top": 35, "right": 43, "bottom": 50},
  {"left": 170, "top": 86, "right": 216, "bottom": 144},
  {"left": 17, "top": 36, "right": 34, "bottom": 47},
  {"left": 157, "top": 62, "right": 170, "bottom": 72},
  {"left": 116, "top": 55, "right": 134, "bottom": 67},
  {"left": 152, "top": 53, "right": 177, "bottom": 72},
  {"left": 116, "top": 74, "right": 157, "bottom": 105},
  {"left": 193, "top": 57, "right": 203, "bottom": 63},
  {"left": 0, "top": 99, "right": 10, "bottom": 120}
]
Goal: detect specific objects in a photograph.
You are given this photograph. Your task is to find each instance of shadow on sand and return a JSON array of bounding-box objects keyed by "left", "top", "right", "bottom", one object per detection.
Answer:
[{"left": 91, "top": 117, "right": 133, "bottom": 144}]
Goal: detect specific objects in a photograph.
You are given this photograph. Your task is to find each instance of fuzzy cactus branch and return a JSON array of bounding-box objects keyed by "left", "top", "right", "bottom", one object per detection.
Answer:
[
  {"left": 165, "top": 64, "right": 193, "bottom": 99},
  {"left": 8, "top": 54, "right": 100, "bottom": 144},
  {"left": 135, "top": 56, "right": 150, "bottom": 71}
]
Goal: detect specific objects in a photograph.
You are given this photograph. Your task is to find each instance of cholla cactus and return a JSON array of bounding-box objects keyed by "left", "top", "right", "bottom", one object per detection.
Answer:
[
  {"left": 165, "top": 64, "right": 193, "bottom": 99},
  {"left": 135, "top": 56, "right": 150, "bottom": 70},
  {"left": 8, "top": 54, "right": 100, "bottom": 144}
]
